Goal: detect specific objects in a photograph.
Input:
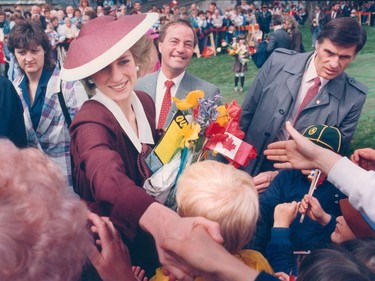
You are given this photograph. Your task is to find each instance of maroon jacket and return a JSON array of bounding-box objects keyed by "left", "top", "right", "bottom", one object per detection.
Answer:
[{"left": 70, "top": 91, "right": 159, "bottom": 276}]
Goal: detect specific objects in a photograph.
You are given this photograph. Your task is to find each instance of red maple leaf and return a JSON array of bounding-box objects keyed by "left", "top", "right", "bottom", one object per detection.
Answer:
[{"left": 222, "top": 137, "right": 236, "bottom": 151}]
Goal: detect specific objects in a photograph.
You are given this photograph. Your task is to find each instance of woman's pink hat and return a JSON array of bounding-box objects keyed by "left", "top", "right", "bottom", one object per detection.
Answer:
[
  {"left": 61, "top": 13, "right": 158, "bottom": 81},
  {"left": 340, "top": 198, "right": 375, "bottom": 239}
]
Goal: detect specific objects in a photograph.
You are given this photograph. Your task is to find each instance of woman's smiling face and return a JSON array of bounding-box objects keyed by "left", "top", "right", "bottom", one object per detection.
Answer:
[{"left": 91, "top": 50, "right": 137, "bottom": 103}]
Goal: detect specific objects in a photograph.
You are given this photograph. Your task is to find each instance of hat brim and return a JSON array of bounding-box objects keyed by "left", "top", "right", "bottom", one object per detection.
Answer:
[
  {"left": 61, "top": 13, "right": 158, "bottom": 81},
  {"left": 340, "top": 198, "right": 375, "bottom": 239}
]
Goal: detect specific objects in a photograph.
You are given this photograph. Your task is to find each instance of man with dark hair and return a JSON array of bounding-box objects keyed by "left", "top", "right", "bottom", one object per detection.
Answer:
[
  {"left": 266, "top": 14, "right": 291, "bottom": 54},
  {"left": 328, "top": 2, "right": 343, "bottom": 21},
  {"left": 310, "top": 5, "right": 327, "bottom": 49},
  {"left": 256, "top": 4, "right": 272, "bottom": 39},
  {"left": 135, "top": 19, "right": 220, "bottom": 129},
  {"left": 240, "top": 17, "right": 367, "bottom": 192}
]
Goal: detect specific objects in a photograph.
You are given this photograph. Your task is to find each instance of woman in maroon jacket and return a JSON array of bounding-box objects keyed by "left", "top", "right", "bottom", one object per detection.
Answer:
[{"left": 60, "top": 14, "right": 222, "bottom": 280}]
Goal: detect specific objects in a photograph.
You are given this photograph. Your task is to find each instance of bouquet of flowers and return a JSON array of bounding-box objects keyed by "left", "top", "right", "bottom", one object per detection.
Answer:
[
  {"left": 217, "top": 39, "right": 250, "bottom": 65},
  {"left": 144, "top": 90, "right": 256, "bottom": 209}
]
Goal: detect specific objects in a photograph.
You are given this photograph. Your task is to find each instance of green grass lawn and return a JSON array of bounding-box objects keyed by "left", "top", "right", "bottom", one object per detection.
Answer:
[{"left": 187, "top": 24, "right": 375, "bottom": 153}]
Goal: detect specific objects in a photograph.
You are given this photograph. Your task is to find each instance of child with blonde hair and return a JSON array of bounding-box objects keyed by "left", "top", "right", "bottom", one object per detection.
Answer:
[{"left": 152, "top": 160, "right": 273, "bottom": 280}]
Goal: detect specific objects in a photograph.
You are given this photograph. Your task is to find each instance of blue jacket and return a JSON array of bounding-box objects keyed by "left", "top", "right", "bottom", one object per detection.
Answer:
[{"left": 250, "top": 169, "right": 346, "bottom": 254}]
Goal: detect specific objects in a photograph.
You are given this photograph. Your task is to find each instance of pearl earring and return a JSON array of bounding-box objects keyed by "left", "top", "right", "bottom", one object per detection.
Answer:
[{"left": 136, "top": 65, "right": 140, "bottom": 72}]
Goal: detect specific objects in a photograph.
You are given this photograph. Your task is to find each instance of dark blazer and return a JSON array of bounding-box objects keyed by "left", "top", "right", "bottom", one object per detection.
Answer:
[
  {"left": 266, "top": 28, "right": 291, "bottom": 53},
  {"left": 289, "top": 28, "right": 303, "bottom": 52},
  {"left": 0, "top": 76, "right": 27, "bottom": 148},
  {"left": 69, "top": 91, "right": 159, "bottom": 277},
  {"left": 327, "top": 9, "right": 343, "bottom": 21},
  {"left": 310, "top": 11, "right": 327, "bottom": 32},
  {"left": 256, "top": 10, "right": 272, "bottom": 34}
]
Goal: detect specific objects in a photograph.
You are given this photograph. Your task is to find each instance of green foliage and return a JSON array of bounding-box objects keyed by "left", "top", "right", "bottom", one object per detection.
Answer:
[{"left": 188, "top": 24, "right": 375, "bottom": 153}]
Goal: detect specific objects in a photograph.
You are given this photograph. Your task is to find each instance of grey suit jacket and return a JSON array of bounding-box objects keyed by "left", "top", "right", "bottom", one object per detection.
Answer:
[
  {"left": 240, "top": 48, "right": 367, "bottom": 176},
  {"left": 135, "top": 70, "right": 220, "bottom": 127},
  {"left": 266, "top": 29, "right": 291, "bottom": 53}
]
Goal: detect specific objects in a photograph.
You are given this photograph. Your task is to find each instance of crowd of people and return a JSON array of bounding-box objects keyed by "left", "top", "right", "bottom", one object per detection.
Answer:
[{"left": 0, "top": 1, "right": 374, "bottom": 281}]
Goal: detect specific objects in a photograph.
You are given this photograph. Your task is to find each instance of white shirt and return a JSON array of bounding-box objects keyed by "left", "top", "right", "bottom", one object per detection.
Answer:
[
  {"left": 315, "top": 12, "right": 320, "bottom": 26},
  {"left": 328, "top": 157, "right": 375, "bottom": 222},
  {"left": 277, "top": 54, "right": 328, "bottom": 140},
  {"left": 155, "top": 70, "right": 184, "bottom": 124}
]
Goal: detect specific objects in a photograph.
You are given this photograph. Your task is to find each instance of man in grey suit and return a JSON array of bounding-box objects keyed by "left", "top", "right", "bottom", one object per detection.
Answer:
[
  {"left": 135, "top": 18, "right": 220, "bottom": 129},
  {"left": 240, "top": 17, "right": 367, "bottom": 192}
]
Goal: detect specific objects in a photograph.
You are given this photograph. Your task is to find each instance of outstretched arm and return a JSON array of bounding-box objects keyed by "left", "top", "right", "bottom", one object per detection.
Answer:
[
  {"left": 139, "top": 203, "right": 223, "bottom": 281},
  {"left": 264, "top": 121, "right": 341, "bottom": 173},
  {"left": 264, "top": 122, "right": 375, "bottom": 221},
  {"left": 161, "top": 226, "right": 278, "bottom": 281}
]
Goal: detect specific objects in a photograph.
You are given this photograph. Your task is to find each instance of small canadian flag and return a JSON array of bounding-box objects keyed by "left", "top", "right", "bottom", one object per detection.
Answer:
[{"left": 206, "top": 132, "right": 256, "bottom": 167}]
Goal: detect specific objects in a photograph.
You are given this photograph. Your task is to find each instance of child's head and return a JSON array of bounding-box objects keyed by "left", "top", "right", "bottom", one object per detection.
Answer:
[
  {"left": 331, "top": 198, "right": 375, "bottom": 244},
  {"left": 237, "top": 34, "right": 246, "bottom": 44},
  {"left": 340, "top": 238, "right": 375, "bottom": 274},
  {"left": 176, "top": 160, "right": 259, "bottom": 253},
  {"left": 45, "top": 23, "right": 54, "bottom": 32}
]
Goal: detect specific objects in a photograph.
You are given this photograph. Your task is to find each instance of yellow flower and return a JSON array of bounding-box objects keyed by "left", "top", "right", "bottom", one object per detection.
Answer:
[
  {"left": 215, "top": 105, "right": 229, "bottom": 126},
  {"left": 172, "top": 90, "right": 204, "bottom": 111},
  {"left": 179, "top": 123, "right": 201, "bottom": 149}
]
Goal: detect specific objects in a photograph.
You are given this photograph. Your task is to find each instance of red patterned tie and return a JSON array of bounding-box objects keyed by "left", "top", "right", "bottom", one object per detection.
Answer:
[
  {"left": 158, "top": 80, "right": 174, "bottom": 129},
  {"left": 295, "top": 77, "right": 321, "bottom": 121}
]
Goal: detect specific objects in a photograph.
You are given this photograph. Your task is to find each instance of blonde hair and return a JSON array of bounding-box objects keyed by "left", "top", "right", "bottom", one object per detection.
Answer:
[
  {"left": 176, "top": 160, "right": 259, "bottom": 253},
  {"left": 0, "top": 140, "right": 91, "bottom": 281}
]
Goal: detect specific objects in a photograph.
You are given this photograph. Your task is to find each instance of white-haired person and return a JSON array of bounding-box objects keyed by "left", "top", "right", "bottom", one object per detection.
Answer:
[
  {"left": 151, "top": 160, "right": 274, "bottom": 280},
  {"left": 0, "top": 139, "right": 91, "bottom": 281},
  {"left": 264, "top": 121, "right": 375, "bottom": 222},
  {"left": 60, "top": 13, "right": 222, "bottom": 280}
]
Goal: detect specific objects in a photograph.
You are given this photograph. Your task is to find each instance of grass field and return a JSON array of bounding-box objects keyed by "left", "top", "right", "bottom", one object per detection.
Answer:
[{"left": 187, "top": 24, "right": 375, "bottom": 153}]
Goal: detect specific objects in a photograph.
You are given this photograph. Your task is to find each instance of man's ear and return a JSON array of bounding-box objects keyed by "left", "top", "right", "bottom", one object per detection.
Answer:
[
  {"left": 315, "top": 41, "right": 319, "bottom": 50},
  {"left": 158, "top": 41, "right": 162, "bottom": 53}
]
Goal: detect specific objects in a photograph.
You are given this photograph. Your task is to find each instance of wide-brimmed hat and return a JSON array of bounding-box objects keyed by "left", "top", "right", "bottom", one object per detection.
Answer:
[
  {"left": 340, "top": 199, "right": 375, "bottom": 239},
  {"left": 302, "top": 124, "right": 342, "bottom": 154},
  {"left": 60, "top": 13, "right": 158, "bottom": 81}
]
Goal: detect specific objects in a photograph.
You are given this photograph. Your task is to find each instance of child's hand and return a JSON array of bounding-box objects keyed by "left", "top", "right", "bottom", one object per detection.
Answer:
[
  {"left": 132, "top": 266, "right": 148, "bottom": 281},
  {"left": 275, "top": 272, "right": 290, "bottom": 281},
  {"left": 273, "top": 201, "right": 300, "bottom": 228},
  {"left": 299, "top": 195, "right": 331, "bottom": 226}
]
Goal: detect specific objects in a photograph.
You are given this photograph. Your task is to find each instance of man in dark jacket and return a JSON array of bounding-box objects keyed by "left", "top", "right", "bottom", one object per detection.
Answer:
[
  {"left": 266, "top": 15, "right": 291, "bottom": 53},
  {"left": 256, "top": 4, "right": 272, "bottom": 39}
]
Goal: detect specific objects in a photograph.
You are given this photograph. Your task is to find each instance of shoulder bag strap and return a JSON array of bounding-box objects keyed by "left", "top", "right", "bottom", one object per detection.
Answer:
[{"left": 57, "top": 81, "right": 72, "bottom": 127}]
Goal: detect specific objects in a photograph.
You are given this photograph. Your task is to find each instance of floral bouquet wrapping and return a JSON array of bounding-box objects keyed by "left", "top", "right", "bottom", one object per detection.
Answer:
[
  {"left": 144, "top": 90, "right": 256, "bottom": 209},
  {"left": 217, "top": 40, "right": 250, "bottom": 65}
]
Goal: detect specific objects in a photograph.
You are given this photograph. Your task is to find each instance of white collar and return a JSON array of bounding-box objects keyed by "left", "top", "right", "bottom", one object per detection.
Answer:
[{"left": 91, "top": 89, "right": 154, "bottom": 153}]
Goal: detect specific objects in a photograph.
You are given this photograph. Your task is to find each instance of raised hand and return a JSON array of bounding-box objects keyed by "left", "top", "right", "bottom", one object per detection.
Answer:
[
  {"left": 299, "top": 195, "right": 331, "bottom": 226},
  {"left": 350, "top": 148, "right": 375, "bottom": 171},
  {"left": 88, "top": 212, "right": 137, "bottom": 281},
  {"left": 273, "top": 201, "right": 300, "bottom": 228}
]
